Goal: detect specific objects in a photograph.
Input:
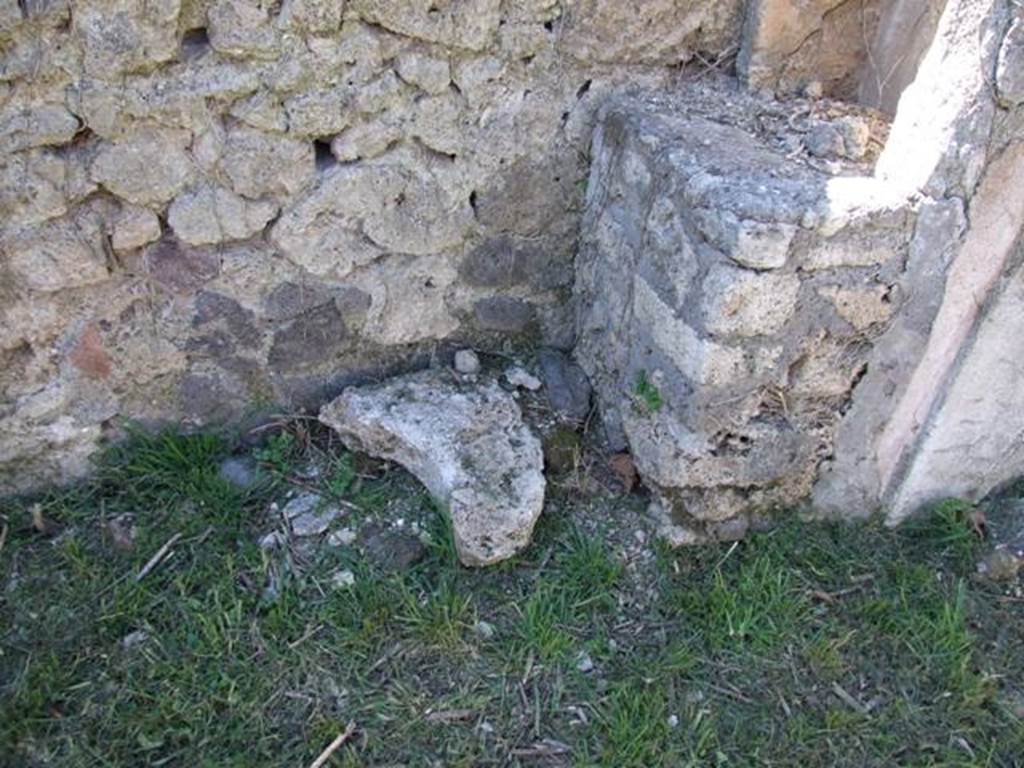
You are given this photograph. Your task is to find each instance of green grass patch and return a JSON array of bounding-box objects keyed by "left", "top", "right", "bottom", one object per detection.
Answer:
[{"left": 2, "top": 430, "right": 1023, "bottom": 766}]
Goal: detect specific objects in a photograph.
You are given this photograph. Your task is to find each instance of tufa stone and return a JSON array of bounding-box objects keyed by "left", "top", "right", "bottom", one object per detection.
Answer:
[{"left": 320, "top": 368, "right": 545, "bottom": 566}]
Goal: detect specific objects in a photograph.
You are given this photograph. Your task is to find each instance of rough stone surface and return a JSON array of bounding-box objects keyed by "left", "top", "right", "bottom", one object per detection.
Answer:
[
  {"left": 168, "top": 185, "right": 278, "bottom": 245},
  {"left": 739, "top": 0, "right": 883, "bottom": 99},
  {"left": 3, "top": 0, "right": 729, "bottom": 492},
  {"left": 319, "top": 368, "right": 545, "bottom": 566},
  {"left": 537, "top": 348, "right": 592, "bottom": 424},
  {"left": 996, "top": 16, "right": 1024, "bottom": 107},
  {"left": 816, "top": 0, "right": 1024, "bottom": 523},
  {"left": 1, "top": 0, "right": 1021, "bottom": 544},
  {"left": 575, "top": 86, "right": 911, "bottom": 541},
  {"left": 454, "top": 349, "right": 481, "bottom": 375}
]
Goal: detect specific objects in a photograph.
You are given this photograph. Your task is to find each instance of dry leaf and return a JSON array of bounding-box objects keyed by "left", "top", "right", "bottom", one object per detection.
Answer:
[{"left": 609, "top": 453, "right": 637, "bottom": 492}]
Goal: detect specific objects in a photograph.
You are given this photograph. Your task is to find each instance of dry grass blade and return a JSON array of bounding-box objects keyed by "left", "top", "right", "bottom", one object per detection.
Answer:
[
  {"left": 512, "top": 738, "right": 572, "bottom": 758},
  {"left": 424, "top": 709, "right": 476, "bottom": 724},
  {"left": 135, "top": 533, "right": 182, "bottom": 582}
]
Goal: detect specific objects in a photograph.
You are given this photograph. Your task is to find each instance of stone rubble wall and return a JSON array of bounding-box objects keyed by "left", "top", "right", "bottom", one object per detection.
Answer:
[
  {"left": 3, "top": 0, "right": 1022, "bottom": 536},
  {"left": 0, "top": 0, "right": 744, "bottom": 493},
  {"left": 574, "top": 81, "right": 908, "bottom": 542},
  {"left": 577, "top": 0, "right": 1024, "bottom": 539}
]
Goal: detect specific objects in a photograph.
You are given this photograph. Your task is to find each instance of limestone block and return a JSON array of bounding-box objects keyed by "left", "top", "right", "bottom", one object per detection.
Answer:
[
  {"left": 281, "top": 0, "right": 345, "bottom": 33},
  {"left": 168, "top": 185, "right": 278, "bottom": 245},
  {"left": 73, "top": 0, "right": 180, "bottom": 76},
  {"left": 348, "top": 0, "right": 502, "bottom": 52},
  {"left": 0, "top": 100, "right": 80, "bottom": 154},
  {"left": 319, "top": 368, "right": 545, "bottom": 566},
  {"left": 112, "top": 205, "right": 162, "bottom": 252},
  {"left": 284, "top": 90, "right": 351, "bottom": 137},
  {"left": 329, "top": 122, "right": 401, "bottom": 162},
  {"left": 272, "top": 153, "right": 472, "bottom": 260},
  {"left": 800, "top": 225, "right": 903, "bottom": 270},
  {"left": 208, "top": 0, "right": 279, "bottom": 59},
  {"left": 0, "top": 150, "right": 71, "bottom": 227},
  {"left": 222, "top": 126, "right": 315, "bottom": 199},
  {"left": 351, "top": 254, "right": 459, "bottom": 344},
  {"left": 700, "top": 264, "right": 800, "bottom": 338},
  {"left": 395, "top": 51, "right": 451, "bottom": 95},
  {"left": 91, "top": 129, "right": 195, "bottom": 206},
  {"left": 693, "top": 210, "right": 795, "bottom": 270},
  {"left": 230, "top": 92, "right": 288, "bottom": 133},
  {"left": 4, "top": 212, "right": 109, "bottom": 292},
  {"left": 820, "top": 285, "right": 893, "bottom": 330},
  {"left": 632, "top": 278, "right": 746, "bottom": 387}
]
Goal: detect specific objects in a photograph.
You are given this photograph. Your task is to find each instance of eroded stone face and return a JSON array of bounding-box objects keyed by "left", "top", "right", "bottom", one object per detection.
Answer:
[
  {"left": 575, "top": 90, "right": 913, "bottom": 542},
  {"left": 319, "top": 368, "right": 546, "bottom": 566}
]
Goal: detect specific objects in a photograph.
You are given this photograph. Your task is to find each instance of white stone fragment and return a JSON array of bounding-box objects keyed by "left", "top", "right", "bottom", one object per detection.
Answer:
[
  {"left": 454, "top": 349, "right": 481, "bottom": 375},
  {"left": 505, "top": 365, "right": 542, "bottom": 391},
  {"left": 320, "top": 368, "right": 545, "bottom": 566}
]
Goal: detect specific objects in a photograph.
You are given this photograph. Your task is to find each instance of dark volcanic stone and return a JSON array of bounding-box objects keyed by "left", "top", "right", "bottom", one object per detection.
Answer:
[
  {"left": 146, "top": 237, "right": 220, "bottom": 295},
  {"left": 268, "top": 303, "right": 349, "bottom": 370},
  {"left": 537, "top": 347, "right": 592, "bottom": 424},
  {"left": 473, "top": 296, "right": 536, "bottom": 333}
]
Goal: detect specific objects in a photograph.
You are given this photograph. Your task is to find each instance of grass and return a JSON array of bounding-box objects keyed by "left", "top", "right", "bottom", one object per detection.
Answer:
[
  {"left": 632, "top": 371, "right": 663, "bottom": 414},
  {"left": 2, "top": 427, "right": 1024, "bottom": 767}
]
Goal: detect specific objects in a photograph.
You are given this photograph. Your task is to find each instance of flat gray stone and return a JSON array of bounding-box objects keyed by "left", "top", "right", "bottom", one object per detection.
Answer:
[{"left": 320, "top": 368, "right": 545, "bottom": 567}]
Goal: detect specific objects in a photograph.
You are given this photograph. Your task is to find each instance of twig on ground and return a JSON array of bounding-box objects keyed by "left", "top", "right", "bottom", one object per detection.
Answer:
[
  {"left": 308, "top": 721, "right": 357, "bottom": 768},
  {"left": 135, "top": 533, "right": 182, "bottom": 582},
  {"left": 831, "top": 681, "right": 869, "bottom": 715},
  {"left": 288, "top": 623, "right": 324, "bottom": 650},
  {"left": 706, "top": 682, "right": 755, "bottom": 704}
]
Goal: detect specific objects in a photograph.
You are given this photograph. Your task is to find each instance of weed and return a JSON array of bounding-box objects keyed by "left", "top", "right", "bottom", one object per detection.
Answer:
[
  {"left": 253, "top": 430, "right": 298, "bottom": 480},
  {"left": 325, "top": 452, "right": 357, "bottom": 499},
  {"left": 632, "top": 370, "right": 664, "bottom": 413}
]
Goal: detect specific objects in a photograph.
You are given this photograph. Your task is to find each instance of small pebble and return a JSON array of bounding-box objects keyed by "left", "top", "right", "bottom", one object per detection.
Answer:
[
  {"left": 576, "top": 651, "right": 595, "bottom": 673},
  {"left": 290, "top": 507, "right": 341, "bottom": 537},
  {"left": 804, "top": 80, "right": 824, "bottom": 99},
  {"left": 505, "top": 365, "right": 542, "bottom": 391},
  {"left": 327, "top": 527, "right": 357, "bottom": 547},
  {"left": 668, "top": 714, "right": 680, "bottom": 729},
  {"left": 474, "top": 620, "right": 496, "bottom": 640},
  {"left": 454, "top": 349, "right": 481, "bottom": 375},
  {"left": 331, "top": 569, "right": 356, "bottom": 589},
  {"left": 121, "top": 630, "right": 149, "bottom": 651},
  {"left": 259, "top": 530, "right": 285, "bottom": 550},
  {"left": 218, "top": 456, "right": 259, "bottom": 489}
]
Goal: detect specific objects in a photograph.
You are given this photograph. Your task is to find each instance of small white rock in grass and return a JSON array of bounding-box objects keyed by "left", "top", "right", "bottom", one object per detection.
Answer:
[
  {"left": 576, "top": 651, "right": 595, "bottom": 673},
  {"left": 327, "top": 527, "right": 357, "bottom": 547},
  {"left": 121, "top": 630, "right": 149, "bottom": 651},
  {"left": 474, "top": 620, "right": 496, "bottom": 640},
  {"left": 454, "top": 349, "right": 481, "bottom": 375},
  {"left": 668, "top": 714, "right": 680, "bottom": 729},
  {"left": 282, "top": 492, "right": 342, "bottom": 537},
  {"left": 505, "top": 365, "right": 542, "bottom": 391},
  {"left": 259, "top": 530, "right": 286, "bottom": 550},
  {"left": 331, "top": 569, "right": 356, "bottom": 589}
]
